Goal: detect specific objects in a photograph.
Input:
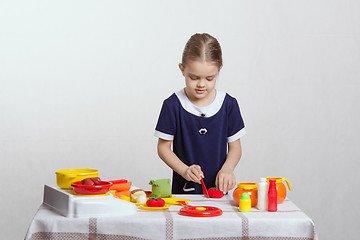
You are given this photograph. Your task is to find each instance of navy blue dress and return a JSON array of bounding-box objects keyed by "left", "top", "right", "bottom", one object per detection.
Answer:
[{"left": 155, "top": 89, "right": 246, "bottom": 194}]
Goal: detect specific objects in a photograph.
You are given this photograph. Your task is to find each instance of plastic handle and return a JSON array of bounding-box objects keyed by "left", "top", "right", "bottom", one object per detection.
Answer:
[{"left": 282, "top": 178, "right": 292, "bottom": 191}]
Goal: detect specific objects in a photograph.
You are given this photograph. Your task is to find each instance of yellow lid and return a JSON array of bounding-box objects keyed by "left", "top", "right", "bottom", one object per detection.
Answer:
[{"left": 238, "top": 182, "right": 257, "bottom": 190}]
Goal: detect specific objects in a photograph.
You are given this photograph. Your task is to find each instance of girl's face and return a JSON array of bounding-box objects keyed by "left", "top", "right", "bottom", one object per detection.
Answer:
[{"left": 179, "top": 60, "right": 221, "bottom": 106}]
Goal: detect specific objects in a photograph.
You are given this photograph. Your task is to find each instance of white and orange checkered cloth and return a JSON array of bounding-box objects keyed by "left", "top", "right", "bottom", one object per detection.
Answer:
[{"left": 25, "top": 194, "right": 317, "bottom": 240}]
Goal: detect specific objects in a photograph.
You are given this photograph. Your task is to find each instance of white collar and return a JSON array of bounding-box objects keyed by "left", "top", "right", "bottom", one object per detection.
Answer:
[{"left": 175, "top": 89, "right": 226, "bottom": 118}]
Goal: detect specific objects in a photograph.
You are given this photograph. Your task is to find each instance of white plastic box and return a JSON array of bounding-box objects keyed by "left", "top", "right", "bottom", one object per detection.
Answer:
[{"left": 43, "top": 185, "right": 137, "bottom": 217}]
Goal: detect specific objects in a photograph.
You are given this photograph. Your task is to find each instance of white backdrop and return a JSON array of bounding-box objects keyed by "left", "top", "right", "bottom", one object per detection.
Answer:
[{"left": 1, "top": 1, "right": 359, "bottom": 239}]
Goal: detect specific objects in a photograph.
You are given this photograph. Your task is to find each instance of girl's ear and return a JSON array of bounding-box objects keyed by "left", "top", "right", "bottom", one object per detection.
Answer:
[
  {"left": 178, "top": 63, "right": 185, "bottom": 76},
  {"left": 219, "top": 65, "right": 223, "bottom": 71}
]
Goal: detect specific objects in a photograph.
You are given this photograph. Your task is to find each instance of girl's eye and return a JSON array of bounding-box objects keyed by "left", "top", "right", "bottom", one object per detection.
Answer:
[
  {"left": 207, "top": 77, "right": 215, "bottom": 81},
  {"left": 190, "top": 76, "right": 198, "bottom": 80}
]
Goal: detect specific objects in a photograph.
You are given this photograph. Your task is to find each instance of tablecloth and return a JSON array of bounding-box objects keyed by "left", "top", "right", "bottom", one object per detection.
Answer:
[{"left": 25, "top": 194, "right": 317, "bottom": 240}]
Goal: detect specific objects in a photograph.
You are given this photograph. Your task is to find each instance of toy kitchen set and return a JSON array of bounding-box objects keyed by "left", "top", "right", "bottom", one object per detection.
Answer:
[{"left": 44, "top": 168, "right": 293, "bottom": 218}]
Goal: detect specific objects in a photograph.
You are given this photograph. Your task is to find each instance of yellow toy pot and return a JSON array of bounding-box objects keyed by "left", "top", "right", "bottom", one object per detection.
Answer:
[{"left": 56, "top": 168, "right": 99, "bottom": 189}]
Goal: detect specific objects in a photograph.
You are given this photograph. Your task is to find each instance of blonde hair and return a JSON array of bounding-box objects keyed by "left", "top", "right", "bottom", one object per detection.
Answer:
[{"left": 181, "top": 33, "right": 223, "bottom": 68}]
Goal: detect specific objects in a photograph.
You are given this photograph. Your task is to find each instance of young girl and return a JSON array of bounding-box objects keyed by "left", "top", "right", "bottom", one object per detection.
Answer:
[{"left": 154, "top": 33, "right": 246, "bottom": 194}]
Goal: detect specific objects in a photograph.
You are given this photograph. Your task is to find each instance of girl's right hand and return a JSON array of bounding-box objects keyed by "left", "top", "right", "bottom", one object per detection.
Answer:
[{"left": 183, "top": 165, "right": 204, "bottom": 184}]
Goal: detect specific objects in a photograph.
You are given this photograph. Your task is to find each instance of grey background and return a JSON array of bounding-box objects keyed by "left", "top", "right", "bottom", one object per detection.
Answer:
[{"left": 1, "top": 1, "right": 359, "bottom": 239}]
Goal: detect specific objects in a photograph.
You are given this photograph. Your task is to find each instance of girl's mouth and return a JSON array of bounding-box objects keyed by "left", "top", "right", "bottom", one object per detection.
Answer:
[{"left": 196, "top": 89, "right": 206, "bottom": 94}]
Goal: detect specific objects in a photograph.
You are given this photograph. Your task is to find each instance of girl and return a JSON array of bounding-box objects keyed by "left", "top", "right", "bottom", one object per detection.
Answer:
[{"left": 155, "top": 33, "right": 246, "bottom": 194}]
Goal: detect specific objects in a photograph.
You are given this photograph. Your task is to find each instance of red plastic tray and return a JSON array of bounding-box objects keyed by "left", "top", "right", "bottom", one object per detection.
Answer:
[{"left": 179, "top": 206, "right": 222, "bottom": 217}]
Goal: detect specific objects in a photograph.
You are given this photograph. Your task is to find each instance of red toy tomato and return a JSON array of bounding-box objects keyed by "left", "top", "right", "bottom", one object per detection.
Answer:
[
  {"left": 208, "top": 187, "right": 224, "bottom": 198},
  {"left": 146, "top": 197, "right": 165, "bottom": 207}
]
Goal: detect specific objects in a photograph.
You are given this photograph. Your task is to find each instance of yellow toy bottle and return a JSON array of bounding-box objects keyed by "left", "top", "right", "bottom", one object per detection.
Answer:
[{"left": 239, "top": 193, "right": 251, "bottom": 212}]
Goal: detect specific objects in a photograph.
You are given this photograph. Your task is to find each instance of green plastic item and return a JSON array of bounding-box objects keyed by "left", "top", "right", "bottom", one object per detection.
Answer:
[
  {"left": 149, "top": 179, "right": 172, "bottom": 198},
  {"left": 241, "top": 192, "right": 251, "bottom": 200},
  {"left": 239, "top": 192, "right": 251, "bottom": 212}
]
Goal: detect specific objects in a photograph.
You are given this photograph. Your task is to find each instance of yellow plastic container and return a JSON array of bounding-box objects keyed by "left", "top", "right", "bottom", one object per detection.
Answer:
[
  {"left": 56, "top": 168, "right": 99, "bottom": 189},
  {"left": 239, "top": 193, "right": 252, "bottom": 212}
]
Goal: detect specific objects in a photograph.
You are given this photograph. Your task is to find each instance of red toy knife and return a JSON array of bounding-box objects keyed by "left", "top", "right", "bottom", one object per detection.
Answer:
[{"left": 200, "top": 177, "right": 209, "bottom": 198}]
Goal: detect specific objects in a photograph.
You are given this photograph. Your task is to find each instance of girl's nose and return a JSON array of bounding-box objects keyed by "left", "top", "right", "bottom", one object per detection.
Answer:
[{"left": 197, "top": 79, "right": 206, "bottom": 87}]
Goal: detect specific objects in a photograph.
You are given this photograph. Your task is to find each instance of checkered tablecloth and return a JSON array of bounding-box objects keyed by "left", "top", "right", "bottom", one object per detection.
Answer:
[{"left": 25, "top": 194, "right": 317, "bottom": 240}]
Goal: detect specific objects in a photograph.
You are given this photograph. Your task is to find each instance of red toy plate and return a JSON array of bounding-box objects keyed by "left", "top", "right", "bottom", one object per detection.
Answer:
[
  {"left": 179, "top": 206, "right": 222, "bottom": 217},
  {"left": 71, "top": 181, "right": 113, "bottom": 195}
]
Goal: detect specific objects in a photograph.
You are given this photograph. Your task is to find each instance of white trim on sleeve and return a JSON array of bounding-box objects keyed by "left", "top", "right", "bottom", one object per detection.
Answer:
[
  {"left": 154, "top": 130, "right": 174, "bottom": 141},
  {"left": 227, "top": 128, "right": 246, "bottom": 142}
]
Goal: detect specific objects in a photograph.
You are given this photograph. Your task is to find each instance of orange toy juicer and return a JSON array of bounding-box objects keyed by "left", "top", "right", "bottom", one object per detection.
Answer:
[{"left": 266, "top": 177, "right": 292, "bottom": 204}]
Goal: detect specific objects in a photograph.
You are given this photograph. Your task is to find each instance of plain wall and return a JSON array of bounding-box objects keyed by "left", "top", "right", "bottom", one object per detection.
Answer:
[{"left": 1, "top": 1, "right": 359, "bottom": 239}]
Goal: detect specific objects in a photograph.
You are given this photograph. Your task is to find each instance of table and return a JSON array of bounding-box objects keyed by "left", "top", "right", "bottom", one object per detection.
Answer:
[{"left": 25, "top": 194, "right": 317, "bottom": 240}]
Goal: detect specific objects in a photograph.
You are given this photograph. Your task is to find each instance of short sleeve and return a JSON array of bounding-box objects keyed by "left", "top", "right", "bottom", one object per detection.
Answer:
[
  {"left": 154, "top": 100, "right": 177, "bottom": 141},
  {"left": 227, "top": 97, "right": 246, "bottom": 142}
]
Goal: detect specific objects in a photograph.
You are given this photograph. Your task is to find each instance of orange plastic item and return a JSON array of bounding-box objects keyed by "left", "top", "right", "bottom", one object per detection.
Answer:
[
  {"left": 114, "top": 190, "right": 131, "bottom": 198},
  {"left": 110, "top": 182, "right": 131, "bottom": 192},
  {"left": 266, "top": 177, "right": 292, "bottom": 204},
  {"left": 233, "top": 183, "right": 258, "bottom": 207}
]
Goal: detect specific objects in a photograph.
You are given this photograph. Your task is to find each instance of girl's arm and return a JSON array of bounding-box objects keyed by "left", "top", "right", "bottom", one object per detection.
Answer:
[
  {"left": 216, "top": 139, "right": 242, "bottom": 193},
  {"left": 157, "top": 138, "right": 203, "bottom": 184}
]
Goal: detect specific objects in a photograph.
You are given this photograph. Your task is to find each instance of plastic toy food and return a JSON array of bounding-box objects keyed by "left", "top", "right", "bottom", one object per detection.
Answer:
[
  {"left": 146, "top": 197, "right": 165, "bottom": 207},
  {"left": 149, "top": 179, "right": 172, "bottom": 198},
  {"left": 81, "top": 177, "right": 101, "bottom": 186},
  {"left": 108, "top": 179, "right": 132, "bottom": 200},
  {"left": 110, "top": 181, "right": 131, "bottom": 192},
  {"left": 114, "top": 190, "right": 131, "bottom": 198},
  {"left": 208, "top": 187, "right": 224, "bottom": 198},
  {"left": 136, "top": 195, "right": 147, "bottom": 204},
  {"left": 130, "top": 189, "right": 147, "bottom": 203},
  {"left": 81, "top": 178, "right": 94, "bottom": 185}
]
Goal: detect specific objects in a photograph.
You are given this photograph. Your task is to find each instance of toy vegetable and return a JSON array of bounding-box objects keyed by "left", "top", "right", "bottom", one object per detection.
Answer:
[
  {"left": 149, "top": 179, "right": 172, "bottom": 198},
  {"left": 146, "top": 197, "right": 165, "bottom": 207},
  {"left": 208, "top": 187, "right": 224, "bottom": 198},
  {"left": 110, "top": 182, "right": 131, "bottom": 192},
  {"left": 130, "top": 189, "right": 147, "bottom": 203}
]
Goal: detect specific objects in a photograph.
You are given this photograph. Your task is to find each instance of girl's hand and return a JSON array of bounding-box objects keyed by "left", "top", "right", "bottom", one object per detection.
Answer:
[
  {"left": 183, "top": 165, "right": 204, "bottom": 184},
  {"left": 215, "top": 169, "right": 236, "bottom": 193}
]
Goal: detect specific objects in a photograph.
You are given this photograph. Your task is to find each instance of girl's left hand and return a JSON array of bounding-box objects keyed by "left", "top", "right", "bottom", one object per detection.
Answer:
[{"left": 215, "top": 169, "right": 236, "bottom": 193}]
